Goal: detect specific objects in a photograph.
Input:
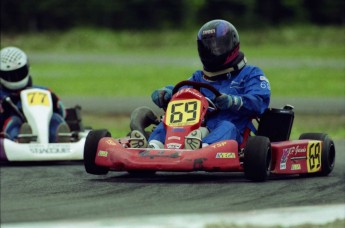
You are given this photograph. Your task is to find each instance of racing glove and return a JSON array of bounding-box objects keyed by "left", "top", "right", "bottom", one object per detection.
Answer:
[
  {"left": 215, "top": 93, "right": 243, "bottom": 111},
  {"left": 151, "top": 87, "right": 172, "bottom": 108}
]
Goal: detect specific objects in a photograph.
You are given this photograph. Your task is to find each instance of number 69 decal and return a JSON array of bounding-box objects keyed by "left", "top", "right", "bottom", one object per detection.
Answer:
[
  {"left": 307, "top": 141, "right": 322, "bottom": 173},
  {"left": 165, "top": 99, "right": 201, "bottom": 127}
]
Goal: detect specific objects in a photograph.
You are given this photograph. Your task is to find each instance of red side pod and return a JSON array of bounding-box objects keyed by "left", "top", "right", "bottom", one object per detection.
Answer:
[
  {"left": 271, "top": 140, "right": 322, "bottom": 175},
  {"left": 95, "top": 137, "right": 120, "bottom": 168},
  {"left": 200, "top": 140, "right": 242, "bottom": 172}
]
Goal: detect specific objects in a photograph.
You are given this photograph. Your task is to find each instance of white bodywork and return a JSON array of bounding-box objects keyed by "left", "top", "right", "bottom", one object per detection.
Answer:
[
  {"left": 21, "top": 88, "right": 53, "bottom": 143},
  {"left": 3, "top": 136, "right": 87, "bottom": 161},
  {"left": 1, "top": 88, "right": 89, "bottom": 161}
]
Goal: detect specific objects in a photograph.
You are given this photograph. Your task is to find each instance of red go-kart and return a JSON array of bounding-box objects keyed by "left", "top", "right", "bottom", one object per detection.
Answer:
[{"left": 84, "top": 81, "right": 335, "bottom": 181}]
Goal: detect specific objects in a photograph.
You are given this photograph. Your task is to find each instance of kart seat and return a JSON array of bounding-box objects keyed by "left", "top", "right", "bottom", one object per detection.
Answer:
[
  {"left": 65, "top": 106, "right": 84, "bottom": 131},
  {"left": 256, "top": 105, "right": 295, "bottom": 142}
]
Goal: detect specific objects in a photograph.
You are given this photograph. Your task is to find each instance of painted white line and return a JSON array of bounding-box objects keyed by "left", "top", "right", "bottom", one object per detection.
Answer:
[{"left": 3, "top": 204, "right": 345, "bottom": 228}]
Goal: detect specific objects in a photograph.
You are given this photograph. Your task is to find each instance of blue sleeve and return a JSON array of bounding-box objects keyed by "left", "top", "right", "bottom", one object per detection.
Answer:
[
  {"left": 188, "top": 70, "right": 203, "bottom": 82},
  {"left": 236, "top": 66, "right": 271, "bottom": 116}
]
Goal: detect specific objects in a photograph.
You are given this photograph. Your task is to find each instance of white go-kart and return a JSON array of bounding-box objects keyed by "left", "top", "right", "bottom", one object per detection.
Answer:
[{"left": 0, "top": 88, "right": 90, "bottom": 162}]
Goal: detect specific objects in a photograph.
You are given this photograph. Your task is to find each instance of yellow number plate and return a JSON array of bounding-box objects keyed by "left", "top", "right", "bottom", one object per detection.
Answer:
[
  {"left": 307, "top": 141, "right": 322, "bottom": 173},
  {"left": 26, "top": 91, "right": 50, "bottom": 106},
  {"left": 165, "top": 99, "right": 201, "bottom": 127}
]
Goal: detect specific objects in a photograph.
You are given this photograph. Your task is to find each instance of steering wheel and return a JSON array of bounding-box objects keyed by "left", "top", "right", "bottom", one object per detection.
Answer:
[{"left": 172, "top": 80, "right": 221, "bottom": 111}]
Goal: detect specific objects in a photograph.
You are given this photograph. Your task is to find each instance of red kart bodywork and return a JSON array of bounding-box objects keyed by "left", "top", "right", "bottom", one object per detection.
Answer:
[
  {"left": 84, "top": 81, "right": 335, "bottom": 181},
  {"left": 93, "top": 137, "right": 324, "bottom": 175},
  {"left": 95, "top": 138, "right": 242, "bottom": 172},
  {"left": 270, "top": 140, "right": 323, "bottom": 175}
]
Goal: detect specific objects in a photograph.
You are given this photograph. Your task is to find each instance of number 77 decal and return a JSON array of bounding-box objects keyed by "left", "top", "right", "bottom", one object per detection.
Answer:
[{"left": 26, "top": 91, "right": 50, "bottom": 106}]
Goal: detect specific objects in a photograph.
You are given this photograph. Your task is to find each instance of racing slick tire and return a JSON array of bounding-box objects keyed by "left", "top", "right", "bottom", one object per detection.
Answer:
[
  {"left": 244, "top": 136, "right": 272, "bottom": 182},
  {"left": 84, "top": 129, "right": 111, "bottom": 175},
  {"left": 299, "top": 133, "right": 335, "bottom": 176}
]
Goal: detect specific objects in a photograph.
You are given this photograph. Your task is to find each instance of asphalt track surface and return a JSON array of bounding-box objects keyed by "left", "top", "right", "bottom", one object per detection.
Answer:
[{"left": 1, "top": 140, "right": 344, "bottom": 226}]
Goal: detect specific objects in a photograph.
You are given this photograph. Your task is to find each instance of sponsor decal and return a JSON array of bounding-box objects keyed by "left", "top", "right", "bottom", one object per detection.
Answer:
[
  {"left": 216, "top": 152, "right": 236, "bottom": 159},
  {"left": 293, "top": 145, "right": 307, "bottom": 154},
  {"left": 98, "top": 150, "right": 108, "bottom": 157},
  {"left": 211, "top": 141, "right": 227, "bottom": 148},
  {"left": 291, "top": 164, "right": 301, "bottom": 170},
  {"left": 29, "top": 144, "right": 70, "bottom": 154},
  {"left": 105, "top": 139, "right": 117, "bottom": 145},
  {"left": 167, "top": 136, "right": 181, "bottom": 141},
  {"left": 167, "top": 143, "right": 182, "bottom": 149},
  {"left": 259, "top": 76, "right": 270, "bottom": 90},
  {"left": 172, "top": 128, "right": 186, "bottom": 133},
  {"left": 260, "top": 76, "right": 269, "bottom": 82},
  {"left": 202, "top": 29, "right": 216, "bottom": 35},
  {"left": 229, "top": 80, "right": 243, "bottom": 89},
  {"left": 280, "top": 145, "right": 308, "bottom": 170},
  {"left": 280, "top": 148, "right": 289, "bottom": 170},
  {"left": 260, "top": 81, "right": 271, "bottom": 90},
  {"left": 176, "top": 88, "right": 202, "bottom": 98}
]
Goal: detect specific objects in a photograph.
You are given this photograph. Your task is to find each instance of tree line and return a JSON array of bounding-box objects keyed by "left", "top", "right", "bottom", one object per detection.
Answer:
[{"left": 1, "top": 0, "right": 344, "bottom": 32}]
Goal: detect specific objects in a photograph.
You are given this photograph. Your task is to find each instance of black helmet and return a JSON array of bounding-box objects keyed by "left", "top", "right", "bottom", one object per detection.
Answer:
[{"left": 197, "top": 19, "right": 241, "bottom": 77}]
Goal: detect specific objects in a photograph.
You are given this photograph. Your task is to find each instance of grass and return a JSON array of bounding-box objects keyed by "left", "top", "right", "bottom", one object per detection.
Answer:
[
  {"left": 30, "top": 61, "right": 345, "bottom": 97},
  {"left": 1, "top": 26, "right": 344, "bottom": 138},
  {"left": 1, "top": 26, "right": 344, "bottom": 98}
]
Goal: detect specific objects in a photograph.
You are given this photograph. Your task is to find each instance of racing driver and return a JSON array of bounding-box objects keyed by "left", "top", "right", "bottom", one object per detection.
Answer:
[
  {"left": 129, "top": 19, "right": 271, "bottom": 150},
  {"left": 0, "top": 46, "right": 70, "bottom": 142}
]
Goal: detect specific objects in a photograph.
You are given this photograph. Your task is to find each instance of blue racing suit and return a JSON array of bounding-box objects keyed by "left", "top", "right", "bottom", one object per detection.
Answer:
[
  {"left": 148, "top": 64, "right": 271, "bottom": 145},
  {"left": 0, "top": 85, "right": 67, "bottom": 142}
]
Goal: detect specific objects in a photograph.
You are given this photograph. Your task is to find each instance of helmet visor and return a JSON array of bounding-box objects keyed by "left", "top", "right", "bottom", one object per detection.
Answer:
[
  {"left": 198, "top": 35, "right": 232, "bottom": 58},
  {"left": 0, "top": 65, "right": 29, "bottom": 82}
]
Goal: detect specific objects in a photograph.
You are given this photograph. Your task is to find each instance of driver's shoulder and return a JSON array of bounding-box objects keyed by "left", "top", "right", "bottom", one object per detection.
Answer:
[
  {"left": 189, "top": 70, "right": 204, "bottom": 81},
  {"left": 32, "top": 85, "right": 49, "bottom": 90},
  {"left": 241, "top": 65, "right": 265, "bottom": 76}
]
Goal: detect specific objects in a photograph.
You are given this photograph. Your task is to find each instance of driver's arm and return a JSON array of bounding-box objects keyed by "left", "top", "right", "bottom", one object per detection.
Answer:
[{"left": 50, "top": 92, "right": 67, "bottom": 118}]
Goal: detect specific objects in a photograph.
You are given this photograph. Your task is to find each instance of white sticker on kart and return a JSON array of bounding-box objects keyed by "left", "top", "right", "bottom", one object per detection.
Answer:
[{"left": 29, "top": 144, "right": 71, "bottom": 154}]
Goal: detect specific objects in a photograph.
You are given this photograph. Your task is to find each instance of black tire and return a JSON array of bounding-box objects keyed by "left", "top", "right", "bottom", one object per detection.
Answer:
[
  {"left": 244, "top": 136, "right": 272, "bottom": 182},
  {"left": 84, "top": 129, "right": 111, "bottom": 175},
  {"left": 299, "top": 133, "right": 335, "bottom": 176}
]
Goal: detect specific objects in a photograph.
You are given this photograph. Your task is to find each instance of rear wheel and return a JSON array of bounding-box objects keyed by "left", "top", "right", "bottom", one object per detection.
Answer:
[
  {"left": 244, "top": 136, "right": 272, "bottom": 182},
  {"left": 84, "top": 129, "right": 111, "bottom": 175},
  {"left": 299, "top": 133, "right": 335, "bottom": 176}
]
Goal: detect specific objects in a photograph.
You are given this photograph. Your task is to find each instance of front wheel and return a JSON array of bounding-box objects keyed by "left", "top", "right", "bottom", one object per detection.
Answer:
[
  {"left": 299, "top": 133, "right": 335, "bottom": 176},
  {"left": 244, "top": 136, "right": 272, "bottom": 182},
  {"left": 84, "top": 129, "right": 111, "bottom": 175}
]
